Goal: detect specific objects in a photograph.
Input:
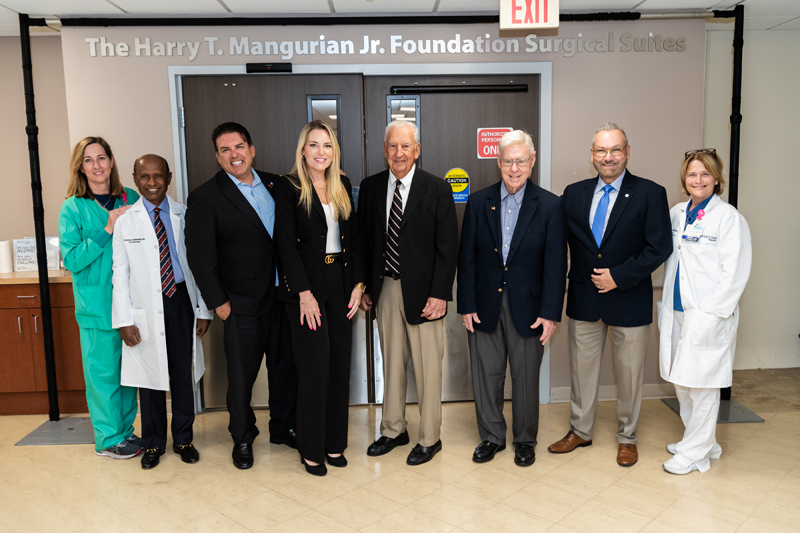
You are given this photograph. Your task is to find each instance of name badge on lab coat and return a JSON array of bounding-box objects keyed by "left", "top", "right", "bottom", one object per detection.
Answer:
[{"left": 682, "top": 222, "right": 704, "bottom": 242}]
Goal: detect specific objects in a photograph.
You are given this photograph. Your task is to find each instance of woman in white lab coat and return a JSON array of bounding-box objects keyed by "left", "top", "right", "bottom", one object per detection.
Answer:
[{"left": 658, "top": 149, "right": 752, "bottom": 475}]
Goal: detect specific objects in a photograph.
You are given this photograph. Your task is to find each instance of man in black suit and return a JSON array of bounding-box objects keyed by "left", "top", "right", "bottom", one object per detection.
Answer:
[
  {"left": 185, "top": 122, "right": 297, "bottom": 469},
  {"left": 548, "top": 123, "right": 672, "bottom": 467},
  {"left": 458, "top": 130, "right": 567, "bottom": 467},
  {"left": 358, "top": 121, "right": 458, "bottom": 465}
]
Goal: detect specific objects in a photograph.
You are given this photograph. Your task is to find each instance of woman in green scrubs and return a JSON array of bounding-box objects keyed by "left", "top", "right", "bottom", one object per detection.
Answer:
[{"left": 59, "top": 137, "right": 141, "bottom": 459}]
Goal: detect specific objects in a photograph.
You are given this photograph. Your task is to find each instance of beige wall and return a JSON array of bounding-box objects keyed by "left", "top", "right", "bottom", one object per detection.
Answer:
[
  {"left": 0, "top": 35, "right": 70, "bottom": 241},
  {"left": 705, "top": 30, "right": 800, "bottom": 370}
]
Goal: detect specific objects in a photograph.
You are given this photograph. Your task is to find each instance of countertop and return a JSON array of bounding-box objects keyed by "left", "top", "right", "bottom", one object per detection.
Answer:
[{"left": 0, "top": 269, "right": 72, "bottom": 285}]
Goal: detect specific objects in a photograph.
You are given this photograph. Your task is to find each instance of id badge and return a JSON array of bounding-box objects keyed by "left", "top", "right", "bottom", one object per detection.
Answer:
[{"left": 682, "top": 223, "right": 703, "bottom": 242}]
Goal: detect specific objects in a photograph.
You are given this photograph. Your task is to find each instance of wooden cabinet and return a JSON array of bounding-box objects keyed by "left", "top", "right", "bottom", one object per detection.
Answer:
[{"left": 0, "top": 278, "right": 87, "bottom": 415}]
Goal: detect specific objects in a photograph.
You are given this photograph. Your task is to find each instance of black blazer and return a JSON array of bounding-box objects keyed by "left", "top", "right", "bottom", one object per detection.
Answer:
[
  {"left": 357, "top": 168, "right": 458, "bottom": 325},
  {"left": 185, "top": 169, "right": 280, "bottom": 316},
  {"left": 563, "top": 171, "right": 672, "bottom": 327},
  {"left": 273, "top": 174, "right": 364, "bottom": 303},
  {"left": 457, "top": 180, "right": 567, "bottom": 338}
]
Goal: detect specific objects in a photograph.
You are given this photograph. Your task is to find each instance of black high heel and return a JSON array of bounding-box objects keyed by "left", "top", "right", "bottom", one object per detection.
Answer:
[
  {"left": 326, "top": 454, "right": 347, "bottom": 467},
  {"left": 300, "top": 457, "right": 327, "bottom": 476}
]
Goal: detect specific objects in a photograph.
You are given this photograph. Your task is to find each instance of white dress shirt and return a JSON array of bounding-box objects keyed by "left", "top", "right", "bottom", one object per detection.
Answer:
[
  {"left": 321, "top": 202, "right": 342, "bottom": 253},
  {"left": 386, "top": 164, "right": 416, "bottom": 230}
]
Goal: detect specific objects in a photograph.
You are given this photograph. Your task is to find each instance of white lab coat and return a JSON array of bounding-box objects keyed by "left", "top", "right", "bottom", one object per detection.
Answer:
[
  {"left": 658, "top": 194, "right": 752, "bottom": 388},
  {"left": 111, "top": 196, "right": 212, "bottom": 391}
]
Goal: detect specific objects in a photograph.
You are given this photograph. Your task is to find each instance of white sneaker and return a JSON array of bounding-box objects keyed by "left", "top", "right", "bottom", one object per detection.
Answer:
[
  {"left": 95, "top": 440, "right": 142, "bottom": 459},
  {"left": 663, "top": 456, "right": 699, "bottom": 475},
  {"left": 666, "top": 442, "right": 721, "bottom": 459}
]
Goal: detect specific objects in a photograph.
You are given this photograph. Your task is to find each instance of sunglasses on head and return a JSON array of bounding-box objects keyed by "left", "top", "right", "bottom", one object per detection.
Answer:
[{"left": 684, "top": 148, "right": 717, "bottom": 159}]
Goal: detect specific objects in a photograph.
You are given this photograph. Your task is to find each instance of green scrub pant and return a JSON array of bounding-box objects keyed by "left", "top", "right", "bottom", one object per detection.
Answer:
[{"left": 79, "top": 327, "right": 139, "bottom": 451}]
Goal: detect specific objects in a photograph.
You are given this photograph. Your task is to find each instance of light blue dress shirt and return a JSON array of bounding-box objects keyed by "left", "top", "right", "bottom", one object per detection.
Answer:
[
  {"left": 227, "top": 170, "right": 278, "bottom": 286},
  {"left": 500, "top": 180, "right": 527, "bottom": 265},
  {"left": 142, "top": 197, "right": 185, "bottom": 284},
  {"left": 588, "top": 169, "right": 626, "bottom": 238}
]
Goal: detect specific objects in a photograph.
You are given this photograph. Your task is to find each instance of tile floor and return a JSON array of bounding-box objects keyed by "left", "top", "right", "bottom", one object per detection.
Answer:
[{"left": 1, "top": 385, "right": 799, "bottom": 532}]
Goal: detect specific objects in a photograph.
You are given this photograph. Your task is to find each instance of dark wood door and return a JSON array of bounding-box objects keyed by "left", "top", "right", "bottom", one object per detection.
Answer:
[
  {"left": 182, "top": 74, "right": 366, "bottom": 190},
  {"left": 0, "top": 309, "right": 36, "bottom": 393},
  {"left": 364, "top": 74, "right": 541, "bottom": 233},
  {"left": 31, "top": 308, "right": 84, "bottom": 392}
]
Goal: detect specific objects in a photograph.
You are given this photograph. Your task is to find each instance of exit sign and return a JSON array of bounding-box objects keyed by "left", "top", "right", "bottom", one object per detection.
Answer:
[{"left": 499, "top": 0, "right": 560, "bottom": 30}]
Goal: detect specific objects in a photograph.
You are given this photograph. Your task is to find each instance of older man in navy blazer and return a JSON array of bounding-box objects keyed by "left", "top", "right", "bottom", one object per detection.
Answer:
[
  {"left": 548, "top": 123, "right": 672, "bottom": 466},
  {"left": 458, "top": 130, "right": 567, "bottom": 467}
]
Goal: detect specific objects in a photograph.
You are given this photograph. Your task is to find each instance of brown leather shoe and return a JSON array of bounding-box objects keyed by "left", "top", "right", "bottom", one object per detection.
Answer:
[
  {"left": 548, "top": 430, "right": 592, "bottom": 454},
  {"left": 617, "top": 443, "right": 638, "bottom": 466}
]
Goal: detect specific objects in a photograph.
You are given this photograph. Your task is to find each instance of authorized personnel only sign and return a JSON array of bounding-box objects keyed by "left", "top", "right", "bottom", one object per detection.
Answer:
[{"left": 477, "top": 127, "right": 513, "bottom": 159}]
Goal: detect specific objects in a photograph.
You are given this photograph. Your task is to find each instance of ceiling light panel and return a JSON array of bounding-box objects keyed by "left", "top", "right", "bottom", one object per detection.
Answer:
[
  {"left": 333, "top": 0, "right": 436, "bottom": 14},
  {"left": 436, "top": 0, "right": 497, "bottom": 12},
  {"left": 0, "top": 0, "right": 124, "bottom": 16},
  {"left": 112, "top": 0, "right": 228, "bottom": 14},
  {"left": 223, "top": 0, "right": 331, "bottom": 13}
]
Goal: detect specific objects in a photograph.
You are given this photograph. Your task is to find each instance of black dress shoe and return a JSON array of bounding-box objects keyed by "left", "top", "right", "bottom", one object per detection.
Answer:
[
  {"left": 232, "top": 442, "right": 254, "bottom": 469},
  {"left": 141, "top": 448, "right": 164, "bottom": 469},
  {"left": 407, "top": 440, "right": 442, "bottom": 465},
  {"left": 472, "top": 441, "right": 506, "bottom": 463},
  {"left": 269, "top": 429, "right": 298, "bottom": 449},
  {"left": 173, "top": 443, "right": 200, "bottom": 464},
  {"left": 514, "top": 443, "right": 535, "bottom": 467},
  {"left": 367, "top": 430, "right": 410, "bottom": 456},
  {"left": 326, "top": 454, "right": 347, "bottom": 468},
  {"left": 300, "top": 458, "right": 327, "bottom": 476}
]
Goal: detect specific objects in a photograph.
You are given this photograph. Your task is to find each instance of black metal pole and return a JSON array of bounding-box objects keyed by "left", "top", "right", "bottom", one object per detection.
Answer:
[
  {"left": 19, "top": 13, "right": 60, "bottom": 421},
  {"left": 713, "top": 5, "right": 744, "bottom": 402}
]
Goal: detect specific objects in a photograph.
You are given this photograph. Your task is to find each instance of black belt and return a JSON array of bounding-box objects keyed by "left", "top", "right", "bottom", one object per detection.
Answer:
[
  {"left": 384, "top": 270, "right": 401, "bottom": 280},
  {"left": 324, "top": 253, "right": 342, "bottom": 264}
]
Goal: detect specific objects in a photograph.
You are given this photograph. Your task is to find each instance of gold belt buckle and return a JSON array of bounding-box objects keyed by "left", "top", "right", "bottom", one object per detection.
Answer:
[{"left": 325, "top": 254, "right": 335, "bottom": 264}]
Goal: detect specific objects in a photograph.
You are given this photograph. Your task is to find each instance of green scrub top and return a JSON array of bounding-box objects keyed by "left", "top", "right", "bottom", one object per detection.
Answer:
[{"left": 59, "top": 187, "right": 140, "bottom": 330}]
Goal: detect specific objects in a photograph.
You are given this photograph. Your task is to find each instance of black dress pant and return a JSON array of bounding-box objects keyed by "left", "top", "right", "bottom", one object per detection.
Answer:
[
  {"left": 223, "top": 296, "right": 297, "bottom": 445},
  {"left": 140, "top": 282, "right": 195, "bottom": 450},
  {"left": 285, "top": 261, "right": 352, "bottom": 463}
]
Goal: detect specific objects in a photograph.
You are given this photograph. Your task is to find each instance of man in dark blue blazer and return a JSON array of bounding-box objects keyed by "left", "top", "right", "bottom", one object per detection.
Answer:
[
  {"left": 458, "top": 130, "right": 567, "bottom": 467},
  {"left": 548, "top": 123, "right": 672, "bottom": 467}
]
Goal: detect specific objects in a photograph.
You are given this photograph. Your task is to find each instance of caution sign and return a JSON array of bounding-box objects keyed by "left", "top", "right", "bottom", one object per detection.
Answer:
[
  {"left": 477, "top": 127, "right": 513, "bottom": 159},
  {"left": 445, "top": 168, "right": 469, "bottom": 203}
]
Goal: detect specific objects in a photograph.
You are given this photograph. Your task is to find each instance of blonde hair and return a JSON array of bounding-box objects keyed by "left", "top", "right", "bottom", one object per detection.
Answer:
[
  {"left": 289, "top": 121, "right": 351, "bottom": 220},
  {"left": 680, "top": 151, "right": 726, "bottom": 196},
  {"left": 66, "top": 136, "right": 124, "bottom": 199}
]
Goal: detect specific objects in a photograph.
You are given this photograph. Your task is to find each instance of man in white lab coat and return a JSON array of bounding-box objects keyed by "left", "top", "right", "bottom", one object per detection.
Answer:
[{"left": 112, "top": 154, "right": 212, "bottom": 469}]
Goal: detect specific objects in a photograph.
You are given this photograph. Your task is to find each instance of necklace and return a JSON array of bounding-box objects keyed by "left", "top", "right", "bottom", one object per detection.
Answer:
[{"left": 94, "top": 197, "right": 113, "bottom": 212}]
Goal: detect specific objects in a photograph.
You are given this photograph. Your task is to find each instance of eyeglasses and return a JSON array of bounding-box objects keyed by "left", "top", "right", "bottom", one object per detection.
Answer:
[
  {"left": 592, "top": 148, "right": 627, "bottom": 158},
  {"left": 500, "top": 156, "right": 532, "bottom": 167},
  {"left": 684, "top": 148, "right": 717, "bottom": 159}
]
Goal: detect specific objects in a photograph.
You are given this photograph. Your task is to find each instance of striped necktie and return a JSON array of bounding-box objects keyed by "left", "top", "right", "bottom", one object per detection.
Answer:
[
  {"left": 154, "top": 207, "right": 176, "bottom": 298},
  {"left": 386, "top": 180, "right": 403, "bottom": 275}
]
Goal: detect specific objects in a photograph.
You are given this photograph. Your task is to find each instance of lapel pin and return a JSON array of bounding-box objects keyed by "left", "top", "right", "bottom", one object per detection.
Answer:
[
  {"left": 491, "top": 206, "right": 496, "bottom": 210},
  {"left": 625, "top": 193, "right": 629, "bottom": 197}
]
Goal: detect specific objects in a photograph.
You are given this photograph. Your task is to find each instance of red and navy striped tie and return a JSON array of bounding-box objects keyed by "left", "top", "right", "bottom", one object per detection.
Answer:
[
  {"left": 386, "top": 180, "right": 403, "bottom": 276},
  {"left": 154, "top": 207, "right": 176, "bottom": 298}
]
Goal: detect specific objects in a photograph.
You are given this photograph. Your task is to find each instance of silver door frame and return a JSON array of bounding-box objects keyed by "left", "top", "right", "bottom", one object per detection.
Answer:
[{"left": 169, "top": 62, "right": 553, "bottom": 405}]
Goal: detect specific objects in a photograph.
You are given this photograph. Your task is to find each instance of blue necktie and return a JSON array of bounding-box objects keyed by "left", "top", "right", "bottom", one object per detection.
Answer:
[{"left": 591, "top": 184, "right": 614, "bottom": 248}]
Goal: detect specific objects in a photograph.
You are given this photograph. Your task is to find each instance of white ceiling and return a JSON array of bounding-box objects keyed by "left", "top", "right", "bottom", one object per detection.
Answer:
[{"left": 1, "top": 0, "right": 798, "bottom": 36}]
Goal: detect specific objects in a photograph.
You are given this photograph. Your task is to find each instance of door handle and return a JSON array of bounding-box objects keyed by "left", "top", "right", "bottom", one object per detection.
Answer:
[
  {"left": 18, "top": 316, "right": 22, "bottom": 334},
  {"left": 17, "top": 295, "right": 36, "bottom": 299},
  {"left": 34, "top": 315, "right": 39, "bottom": 333}
]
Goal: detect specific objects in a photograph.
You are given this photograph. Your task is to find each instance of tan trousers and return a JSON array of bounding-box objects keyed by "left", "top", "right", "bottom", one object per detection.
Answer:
[
  {"left": 568, "top": 319, "right": 649, "bottom": 444},
  {"left": 376, "top": 277, "right": 445, "bottom": 447}
]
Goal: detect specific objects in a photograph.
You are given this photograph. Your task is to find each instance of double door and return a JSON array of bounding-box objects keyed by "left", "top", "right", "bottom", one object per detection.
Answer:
[{"left": 181, "top": 72, "right": 541, "bottom": 407}]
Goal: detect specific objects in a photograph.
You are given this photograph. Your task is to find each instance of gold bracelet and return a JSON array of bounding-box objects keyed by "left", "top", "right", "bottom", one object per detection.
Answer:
[
  {"left": 300, "top": 296, "right": 313, "bottom": 305},
  {"left": 354, "top": 282, "right": 366, "bottom": 293}
]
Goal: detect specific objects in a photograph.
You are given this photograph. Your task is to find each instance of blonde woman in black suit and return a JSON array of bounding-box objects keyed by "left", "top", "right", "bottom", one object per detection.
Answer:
[{"left": 274, "top": 121, "right": 365, "bottom": 476}]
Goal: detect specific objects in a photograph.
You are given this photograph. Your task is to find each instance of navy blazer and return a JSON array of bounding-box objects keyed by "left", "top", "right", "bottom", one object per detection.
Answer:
[
  {"left": 357, "top": 168, "right": 458, "bottom": 325},
  {"left": 457, "top": 180, "right": 567, "bottom": 338},
  {"left": 563, "top": 171, "right": 672, "bottom": 327},
  {"left": 185, "top": 169, "right": 279, "bottom": 316}
]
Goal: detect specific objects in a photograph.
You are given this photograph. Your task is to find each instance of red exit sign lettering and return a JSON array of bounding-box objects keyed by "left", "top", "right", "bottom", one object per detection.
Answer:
[{"left": 499, "top": 0, "right": 559, "bottom": 30}]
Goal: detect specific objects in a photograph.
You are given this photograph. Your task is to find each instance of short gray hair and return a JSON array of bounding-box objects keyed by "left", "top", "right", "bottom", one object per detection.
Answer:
[
  {"left": 594, "top": 122, "right": 628, "bottom": 147},
  {"left": 498, "top": 130, "right": 535, "bottom": 155},
  {"left": 385, "top": 120, "right": 419, "bottom": 144}
]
